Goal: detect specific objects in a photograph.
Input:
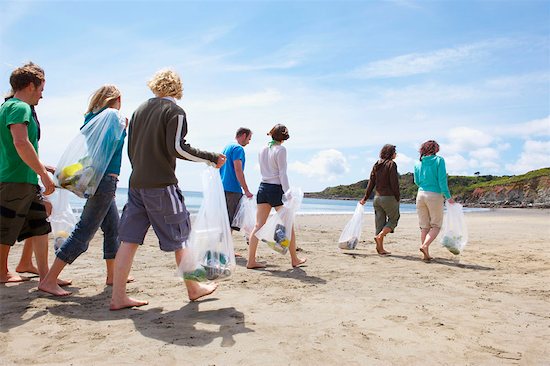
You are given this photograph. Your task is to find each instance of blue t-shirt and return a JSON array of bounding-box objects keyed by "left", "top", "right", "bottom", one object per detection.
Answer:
[
  {"left": 82, "top": 108, "right": 126, "bottom": 176},
  {"left": 220, "top": 142, "right": 245, "bottom": 193}
]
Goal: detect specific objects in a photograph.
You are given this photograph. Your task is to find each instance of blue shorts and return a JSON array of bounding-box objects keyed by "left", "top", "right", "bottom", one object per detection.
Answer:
[
  {"left": 257, "top": 183, "right": 284, "bottom": 207},
  {"left": 118, "top": 185, "right": 191, "bottom": 252}
]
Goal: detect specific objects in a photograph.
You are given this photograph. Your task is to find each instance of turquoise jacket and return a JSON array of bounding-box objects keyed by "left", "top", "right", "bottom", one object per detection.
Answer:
[{"left": 413, "top": 155, "right": 451, "bottom": 199}]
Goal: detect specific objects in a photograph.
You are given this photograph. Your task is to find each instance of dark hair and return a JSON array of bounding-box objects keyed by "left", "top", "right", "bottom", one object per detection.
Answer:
[
  {"left": 379, "top": 144, "right": 396, "bottom": 160},
  {"left": 419, "top": 140, "right": 439, "bottom": 160},
  {"left": 236, "top": 127, "right": 252, "bottom": 138},
  {"left": 268, "top": 124, "right": 289, "bottom": 142},
  {"left": 9, "top": 62, "right": 45, "bottom": 92}
]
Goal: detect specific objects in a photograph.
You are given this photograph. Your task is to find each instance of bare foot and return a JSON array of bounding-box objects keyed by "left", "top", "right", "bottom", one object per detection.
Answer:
[
  {"left": 246, "top": 261, "right": 267, "bottom": 269},
  {"left": 105, "top": 276, "right": 135, "bottom": 286},
  {"left": 419, "top": 247, "right": 433, "bottom": 261},
  {"left": 374, "top": 237, "right": 390, "bottom": 255},
  {"left": 38, "top": 282, "right": 71, "bottom": 296},
  {"left": 292, "top": 258, "right": 307, "bottom": 267},
  {"left": 234, "top": 252, "right": 243, "bottom": 258},
  {"left": 0, "top": 272, "right": 31, "bottom": 283},
  {"left": 58, "top": 278, "right": 72, "bottom": 287},
  {"left": 15, "top": 265, "right": 39, "bottom": 275},
  {"left": 188, "top": 282, "right": 218, "bottom": 301},
  {"left": 110, "top": 297, "right": 148, "bottom": 311}
]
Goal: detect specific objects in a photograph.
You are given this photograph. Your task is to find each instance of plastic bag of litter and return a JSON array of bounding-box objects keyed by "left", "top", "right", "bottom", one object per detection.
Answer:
[
  {"left": 338, "top": 203, "right": 364, "bottom": 250},
  {"left": 232, "top": 196, "right": 257, "bottom": 237},
  {"left": 440, "top": 201, "right": 468, "bottom": 255},
  {"left": 255, "top": 188, "right": 303, "bottom": 255},
  {"left": 178, "top": 167, "right": 236, "bottom": 282},
  {"left": 54, "top": 108, "right": 125, "bottom": 198},
  {"left": 48, "top": 188, "right": 78, "bottom": 250}
]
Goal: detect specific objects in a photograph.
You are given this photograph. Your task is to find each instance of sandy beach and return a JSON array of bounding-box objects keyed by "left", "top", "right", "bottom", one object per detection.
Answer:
[{"left": 1, "top": 209, "right": 549, "bottom": 365}]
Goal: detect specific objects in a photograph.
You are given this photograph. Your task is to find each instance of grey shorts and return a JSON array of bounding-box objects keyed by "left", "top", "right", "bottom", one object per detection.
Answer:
[
  {"left": 225, "top": 191, "right": 243, "bottom": 231},
  {"left": 118, "top": 185, "right": 191, "bottom": 252},
  {"left": 373, "top": 195, "right": 400, "bottom": 235}
]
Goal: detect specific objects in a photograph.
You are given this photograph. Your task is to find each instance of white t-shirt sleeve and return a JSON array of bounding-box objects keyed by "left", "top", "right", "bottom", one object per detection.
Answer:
[{"left": 277, "top": 146, "right": 290, "bottom": 193}]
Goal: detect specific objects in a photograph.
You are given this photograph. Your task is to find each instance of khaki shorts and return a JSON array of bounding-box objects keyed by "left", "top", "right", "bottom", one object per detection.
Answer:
[
  {"left": 416, "top": 190, "right": 445, "bottom": 229},
  {"left": 0, "top": 182, "right": 51, "bottom": 245}
]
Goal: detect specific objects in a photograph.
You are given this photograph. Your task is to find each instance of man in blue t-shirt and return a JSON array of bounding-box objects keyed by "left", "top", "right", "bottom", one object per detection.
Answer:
[{"left": 220, "top": 127, "right": 253, "bottom": 230}]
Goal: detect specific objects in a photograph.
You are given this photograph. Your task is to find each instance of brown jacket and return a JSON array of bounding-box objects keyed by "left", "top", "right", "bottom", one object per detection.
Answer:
[{"left": 362, "top": 159, "right": 400, "bottom": 201}]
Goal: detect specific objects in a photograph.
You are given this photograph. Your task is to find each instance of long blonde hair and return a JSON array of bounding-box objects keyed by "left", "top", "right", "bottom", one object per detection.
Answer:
[{"left": 86, "top": 84, "right": 121, "bottom": 114}]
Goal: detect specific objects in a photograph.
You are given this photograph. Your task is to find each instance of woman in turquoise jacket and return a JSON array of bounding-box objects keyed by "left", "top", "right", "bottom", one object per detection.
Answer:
[{"left": 414, "top": 140, "right": 455, "bottom": 261}]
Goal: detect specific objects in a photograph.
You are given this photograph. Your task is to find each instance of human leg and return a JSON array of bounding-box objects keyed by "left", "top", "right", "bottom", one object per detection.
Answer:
[
  {"left": 109, "top": 242, "right": 147, "bottom": 310},
  {"left": 174, "top": 248, "right": 218, "bottom": 301},
  {"left": 247, "top": 203, "right": 271, "bottom": 269},
  {"left": 15, "top": 238, "right": 38, "bottom": 274},
  {"left": 288, "top": 226, "right": 306, "bottom": 267},
  {"left": 0, "top": 244, "right": 29, "bottom": 283},
  {"left": 419, "top": 192, "right": 444, "bottom": 261}
]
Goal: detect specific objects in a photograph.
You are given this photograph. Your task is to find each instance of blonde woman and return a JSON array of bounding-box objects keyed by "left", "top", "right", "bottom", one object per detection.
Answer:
[
  {"left": 39, "top": 85, "right": 128, "bottom": 296},
  {"left": 247, "top": 124, "right": 306, "bottom": 269}
]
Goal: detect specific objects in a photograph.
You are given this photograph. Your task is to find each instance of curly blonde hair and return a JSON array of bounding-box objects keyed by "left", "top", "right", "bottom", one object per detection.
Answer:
[{"left": 147, "top": 69, "right": 183, "bottom": 99}]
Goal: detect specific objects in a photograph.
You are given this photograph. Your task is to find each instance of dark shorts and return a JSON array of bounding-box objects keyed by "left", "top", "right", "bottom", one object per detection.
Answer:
[
  {"left": 0, "top": 182, "right": 51, "bottom": 245},
  {"left": 225, "top": 191, "right": 243, "bottom": 231},
  {"left": 257, "top": 182, "right": 284, "bottom": 207},
  {"left": 118, "top": 185, "right": 191, "bottom": 252}
]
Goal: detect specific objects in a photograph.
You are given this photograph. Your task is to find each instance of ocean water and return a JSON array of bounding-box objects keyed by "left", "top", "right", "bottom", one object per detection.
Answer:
[{"left": 67, "top": 188, "right": 485, "bottom": 216}]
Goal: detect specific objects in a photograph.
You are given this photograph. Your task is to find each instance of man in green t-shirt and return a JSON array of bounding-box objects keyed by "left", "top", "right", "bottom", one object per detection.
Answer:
[{"left": 0, "top": 62, "right": 60, "bottom": 285}]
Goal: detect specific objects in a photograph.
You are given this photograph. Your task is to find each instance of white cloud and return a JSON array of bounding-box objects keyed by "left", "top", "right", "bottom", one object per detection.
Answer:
[
  {"left": 506, "top": 140, "right": 550, "bottom": 174},
  {"left": 498, "top": 116, "right": 550, "bottom": 138},
  {"left": 443, "top": 127, "right": 494, "bottom": 154},
  {"left": 351, "top": 43, "right": 485, "bottom": 79},
  {"left": 290, "top": 149, "right": 350, "bottom": 181},
  {"left": 395, "top": 152, "right": 415, "bottom": 173}
]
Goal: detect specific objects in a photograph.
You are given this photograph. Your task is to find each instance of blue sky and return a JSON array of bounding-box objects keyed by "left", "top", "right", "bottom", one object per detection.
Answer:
[{"left": 1, "top": 0, "right": 549, "bottom": 192}]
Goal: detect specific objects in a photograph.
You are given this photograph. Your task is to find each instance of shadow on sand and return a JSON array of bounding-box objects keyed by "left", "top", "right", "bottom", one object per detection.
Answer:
[
  {"left": 49, "top": 292, "right": 253, "bottom": 347},
  {"left": 342, "top": 252, "right": 494, "bottom": 271}
]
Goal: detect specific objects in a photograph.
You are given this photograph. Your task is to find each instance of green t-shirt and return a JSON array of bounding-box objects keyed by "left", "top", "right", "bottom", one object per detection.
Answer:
[{"left": 0, "top": 98, "right": 39, "bottom": 184}]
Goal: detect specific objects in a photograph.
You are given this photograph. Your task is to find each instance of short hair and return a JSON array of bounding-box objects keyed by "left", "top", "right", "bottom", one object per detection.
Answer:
[
  {"left": 268, "top": 124, "right": 289, "bottom": 142},
  {"left": 379, "top": 144, "right": 396, "bottom": 160},
  {"left": 236, "top": 127, "right": 252, "bottom": 138},
  {"left": 147, "top": 69, "right": 183, "bottom": 99},
  {"left": 419, "top": 140, "right": 440, "bottom": 160},
  {"left": 9, "top": 62, "right": 45, "bottom": 92},
  {"left": 86, "top": 84, "right": 121, "bottom": 114}
]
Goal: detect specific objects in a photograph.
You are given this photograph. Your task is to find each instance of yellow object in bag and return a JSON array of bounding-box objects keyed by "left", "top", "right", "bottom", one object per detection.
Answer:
[{"left": 61, "top": 162, "right": 83, "bottom": 179}]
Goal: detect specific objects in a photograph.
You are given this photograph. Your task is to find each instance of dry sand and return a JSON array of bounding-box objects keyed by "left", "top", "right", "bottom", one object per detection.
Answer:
[{"left": 1, "top": 209, "right": 549, "bottom": 365}]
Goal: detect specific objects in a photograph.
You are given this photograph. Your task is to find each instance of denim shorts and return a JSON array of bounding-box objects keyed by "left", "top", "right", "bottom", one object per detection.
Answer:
[
  {"left": 257, "top": 182, "right": 284, "bottom": 207},
  {"left": 118, "top": 185, "right": 191, "bottom": 252}
]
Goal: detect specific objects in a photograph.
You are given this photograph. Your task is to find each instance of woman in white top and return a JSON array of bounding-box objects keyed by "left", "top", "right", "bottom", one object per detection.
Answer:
[{"left": 247, "top": 124, "right": 306, "bottom": 269}]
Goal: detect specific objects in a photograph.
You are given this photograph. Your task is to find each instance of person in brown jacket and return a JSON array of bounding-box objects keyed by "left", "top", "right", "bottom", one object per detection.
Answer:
[{"left": 359, "top": 144, "right": 400, "bottom": 255}]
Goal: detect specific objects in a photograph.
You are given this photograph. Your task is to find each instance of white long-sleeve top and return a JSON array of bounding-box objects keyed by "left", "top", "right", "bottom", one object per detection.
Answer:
[{"left": 258, "top": 144, "right": 290, "bottom": 193}]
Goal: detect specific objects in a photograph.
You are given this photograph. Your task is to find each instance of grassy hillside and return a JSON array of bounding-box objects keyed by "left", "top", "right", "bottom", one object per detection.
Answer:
[{"left": 305, "top": 168, "right": 550, "bottom": 204}]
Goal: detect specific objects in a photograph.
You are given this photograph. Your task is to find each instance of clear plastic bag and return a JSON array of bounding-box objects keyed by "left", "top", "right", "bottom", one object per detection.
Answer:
[
  {"left": 232, "top": 196, "right": 257, "bottom": 238},
  {"left": 178, "top": 167, "right": 236, "bottom": 282},
  {"left": 54, "top": 108, "right": 125, "bottom": 198},
  {"left": 440, "top": 201, "right": 468, "bottom": 255},
  {"left": 48, "top": 188, "right": 78, "bottom": 250},
  {"left": 338, "top": 203, "right": 364, "bottom": 249},
  {"left": 255, "top": 188, "right": 303, "bottom": 255}
]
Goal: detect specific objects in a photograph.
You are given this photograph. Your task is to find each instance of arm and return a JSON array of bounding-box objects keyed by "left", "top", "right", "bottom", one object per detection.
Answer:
[
  {"left": 437, "top": 157, "right": 452, "bottom": 200},
  {"left": 360, "top": 166, "right": 376, "bottom": 203},
  {"left": 10, "top": 124, "right": 55, "bottom": 195},
  {"left": 234, "top": 159, "right": 252, "bottom": 198},
  {"left": 166, "top": 112, "right": 223, "bottom": 167},
  {"left": 389, "top": 161, "right": 400, "bottom": 202},
  {"left": 276, "top": 147, "right": 290, "bottom": 193}
]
